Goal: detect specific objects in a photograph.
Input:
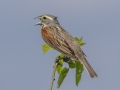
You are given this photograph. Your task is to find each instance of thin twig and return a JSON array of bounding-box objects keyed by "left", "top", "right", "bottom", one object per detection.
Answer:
[
  {"left": 49, "top": 55, "right": 70, "bottom": 90},
  {"left": 49, "top": 62, "right": 58, "bottom": 90}
]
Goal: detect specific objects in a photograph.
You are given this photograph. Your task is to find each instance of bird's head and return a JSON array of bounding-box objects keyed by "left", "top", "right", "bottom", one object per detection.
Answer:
[{"left": 34, "top": 14, "right": 59, "bottom": 27}]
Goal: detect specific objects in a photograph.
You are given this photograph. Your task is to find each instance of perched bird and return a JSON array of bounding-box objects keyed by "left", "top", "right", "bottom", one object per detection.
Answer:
[{"left": 35, "top": 14, "right": 97, "bottom": 78}]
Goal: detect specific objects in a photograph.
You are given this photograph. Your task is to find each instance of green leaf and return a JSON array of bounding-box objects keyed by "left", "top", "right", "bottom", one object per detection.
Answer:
[
  {"left": 79, "top": 37, "right": 83, "bottom": 42},
  {"left": 55, "top": 54, "right": 65, "bottom": 60},
  {"left": 69, "top": 59, "right": 76, "bottom": 69},
  {"left": 56, "top": 59, "right": 64, "bottom": 74},
  {"left": 56, "top": 54, "right": 64, "bottom": 74},
  {"left": 42, "top": 44, "right": 53, "bottom": 54},
  {"left": 74, "top": 37, "right": 86, "bottom": 46},
  {"left": 57, "top": 67, "right": 69, "bottom": 88},
  {"left": 59, "top": 53, "right": 65, "bottom": 57},
  {"left": 75, "top": 61, "right": 84, "bottom": 86},
  {"left": 56, "top": 65, "right": 62, "bottom": 74},
  {"left": 74, "top": 37, "right": 80, "bottom": 44},
  {"left": 80, "top": 42, "right": 86, "bottom": 46}
]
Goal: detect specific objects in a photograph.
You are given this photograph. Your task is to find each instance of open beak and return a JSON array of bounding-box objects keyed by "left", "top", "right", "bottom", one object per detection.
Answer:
[
  {"left": 34, "top": 16, "right": 42, "bottom": 26},
  {"left": 34, "top": 22, "right": 42, "bottom": 26},
  {"left": 34, "top": 16, "right": 42, "bottom": 20}
]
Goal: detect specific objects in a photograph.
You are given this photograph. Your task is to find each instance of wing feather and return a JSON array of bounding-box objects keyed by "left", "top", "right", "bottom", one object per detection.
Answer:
[{"left": 41, "top": 27, "right": 76, "bottom": 58}]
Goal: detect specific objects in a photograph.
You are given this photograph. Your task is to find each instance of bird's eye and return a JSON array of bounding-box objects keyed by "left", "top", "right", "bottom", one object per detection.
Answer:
[{"left": 43, "top": 17, "right": 46, "bottom": 19}]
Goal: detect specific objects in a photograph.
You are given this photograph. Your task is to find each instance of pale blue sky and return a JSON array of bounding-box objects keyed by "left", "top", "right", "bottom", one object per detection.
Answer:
[{"left": 0, "top": 0, "right": 120, "bottom": 90}]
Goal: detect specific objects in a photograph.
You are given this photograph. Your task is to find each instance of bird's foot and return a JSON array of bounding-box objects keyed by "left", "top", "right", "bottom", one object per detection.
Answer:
[
  {"left": 62, "top": 56, "right": 70, "bottom": 63},
  {"left": 55, "top": 55, "right": 70, "bottom": 64}
]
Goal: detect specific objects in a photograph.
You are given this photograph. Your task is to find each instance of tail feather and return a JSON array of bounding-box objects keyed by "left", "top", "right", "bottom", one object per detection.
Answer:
[{"left": 77, "top": 55, "right": 98, "bottom": 78}]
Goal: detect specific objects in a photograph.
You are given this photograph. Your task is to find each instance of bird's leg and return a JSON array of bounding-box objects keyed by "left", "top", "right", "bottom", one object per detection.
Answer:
[
  {"left": 55, "top": 56, "right": 61, "bottom": 63},
  {"left": 54, "top": 56, "right": 63, "bottom": 66},
  {"left": 62, "top": 56, "right": 70, "bottom": 63},
  {"left": 55, "top": 55, "right": 71, "bottom": 65}
]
